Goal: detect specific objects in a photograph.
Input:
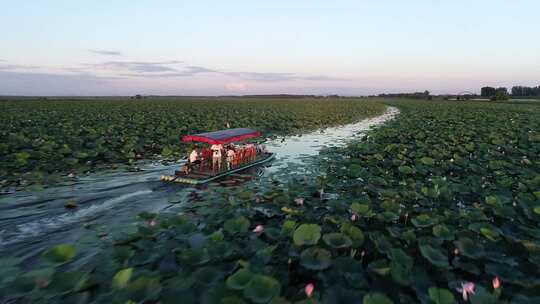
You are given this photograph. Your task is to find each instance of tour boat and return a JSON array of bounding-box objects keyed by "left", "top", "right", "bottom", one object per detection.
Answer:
[{"left": 160, "top": 128, "right": 275, "bottom": 184}]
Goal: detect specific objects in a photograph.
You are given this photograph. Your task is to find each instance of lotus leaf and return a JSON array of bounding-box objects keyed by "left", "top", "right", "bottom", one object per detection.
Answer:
[
  {"left": 469, "top": 286, "right": 499, "bottom": 304},
  {"left": 42, "top": 244, "right": 76, "bottom": 263},
  {"left": 455, "top": 237, "right": 484, "bottom": 259},
  {"left": 428, "top": 287, "right": 455, "bottom": 304},
  {"left": 351, "top": 202, "right": 370, "bottom": 215},
  {"left": 368, "top": 260, "right": 391, "bottom": 276},
  {"left": 323, "top": 233, "right": 353, "bottom": 249},
  {"left": 112, "top": 268, "right": 133, "bottom": 289},
  {"left": 419, "top": 245, "right": 449, "bottom": 268},
  {"left": 224, "top": 216, "right": 250, "bottom": 234},
  {"left": 243, "top": 275, "right": 281, "bottom": 303},
  {"left": 340, "top": 223, "right": 365, "bottom": 248},
  {"left": 370, "top": 232, "right": 392, "bottom": 255},
  {"left": 281, "top": 220, "right": 297, "bottom": 237},
  {"left": 363, "top": 293, "right": 393, "bottom": 304},
  {"left": 193, "top": 267, "right": 223, "bottom": 286},
  {"left": 420, "top": 157, "right": 435, "bottom": 166},
  {"left": 48, "top": 271, "right": 88, "bottom": 293},
  {"left": 480, "top": 227, "right": 500, "bottom": 241},
  {"left": 226, "top": 268, "right": 254, "bottom": 290},
  {"left": 390, "top": 248, "right": 413, "bottom": 285},
  {"left": 398, "top": 166, "right": 413, "bottom": 175},
  {"left": 293, "top": 224, "right": 321, "bottom": 246},
  {"left": 300, "top": 247, "right": 332, "bottom": 270},
  {"left": 432, "top": 225, "right": 453, "bottom": 241},
  {"left": 411, "top": 214, "right": 436, "bottom": 228}
]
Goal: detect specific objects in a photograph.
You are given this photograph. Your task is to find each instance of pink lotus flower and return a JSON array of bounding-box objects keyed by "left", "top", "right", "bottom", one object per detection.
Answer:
[
  {"left": 305, "top": 283, "right": 314, "bottom": 298},
  {"left": 351, "top": 213, "right": 358, "bottom": 221},
  {"left": 295, "top": 197, "right": 304, "bottom": 206},
  {"left": 453, "top": 248, "right": 460, "bottom": 256},
  {"left": 148, "top": 219, "right": 157, "bottom": 226},
  {"left": 253, "top": 225, "right": 264, "bottom": 235},
  {"left": 456, "top": 282, "right": 475, "bottom": 301},
  {"left": 67, "top": 172, "right": 76, "bottom": 178},
  {"left": 492, "top": 276, "right": 501, "bottom": 289}
]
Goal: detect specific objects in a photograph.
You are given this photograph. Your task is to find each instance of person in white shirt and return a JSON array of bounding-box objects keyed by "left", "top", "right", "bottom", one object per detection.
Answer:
[
  {"left": 256, "top": 143, "right": 267, "bottom": 154},
  {"left": 211, "top": 143, "right": 223, "bottom": 171},
  {"left": 226, "top": 147, "right": 235, "bottom": 169},
  {"left": 189, "top": 147, "right": 199, "bottom": 164},
  {"left": 187, "top": 146, "right": 200, "bottom": 173}
]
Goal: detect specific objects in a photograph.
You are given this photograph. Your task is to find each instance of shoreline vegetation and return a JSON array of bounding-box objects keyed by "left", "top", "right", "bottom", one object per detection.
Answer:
[
  {"left": 1, "top": 98, "right": 539, "bottom": 303},
  {"left": 0, "top": 97, "right": 385, "bottom": 190}
]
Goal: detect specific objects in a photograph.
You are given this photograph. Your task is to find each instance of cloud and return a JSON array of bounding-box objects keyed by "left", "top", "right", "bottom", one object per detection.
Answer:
[
  {"left": 184, "top": 66, "right": 217, "bottom": 74},
  {"left": 301, "top": 75, "right": 345, "bottom": 81},
  {"left": 222, "top": 71, "right": 346, "bottom": 82},
  {"left": 225, "top": 82, "right": 248, "bottom": 92},
  {"left": 0, "top": 63, "right": 41, "bottom": 71},
  {"left": 224, "top": 72, "right": 296, "bottom": 82},
  {"left": 81, "top": 59, "right": 343, "bottom": 82},
  {"left": 84, "top": 60, "right": 186, "bottom": 74},
  {"left": 89, "top": 49, "right": 123, "bottom": 56},
  {"left": 117, "top": 65, "right": 217, "bottom": 78},
  {"left": 0, "top": 71, "right": 119, "bottom": 95},
  {"left": 111, "top": 66, "right": 299, "bottom": 81}
]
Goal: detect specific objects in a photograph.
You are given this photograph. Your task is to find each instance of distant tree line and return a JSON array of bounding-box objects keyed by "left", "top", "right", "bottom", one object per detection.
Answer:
[
  {"left": 480, "top": 87, "right": 509, "bottom": 101},
  {"left": 510, "top": 86, "right": 540, "bottom": 97},
  {"left": 378, "top": 90, "right": 431, "bottom": 100},
  {"left": 242, "top": 94, "right": 320, "bottom": 99},
  {"left": 482, "top": 86, "right": 540, "bottom": 98},
  {"left": 481, "top": 87, "right": 507, "bottom": 97}
]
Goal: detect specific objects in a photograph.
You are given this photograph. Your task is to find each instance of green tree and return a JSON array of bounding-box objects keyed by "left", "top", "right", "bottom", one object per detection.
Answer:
[
  {"left": 491, "top": 88, "right": 509, "bottom": 101},
  {"left": 481, "top": 86, "right": 496, "bottom": 97}
]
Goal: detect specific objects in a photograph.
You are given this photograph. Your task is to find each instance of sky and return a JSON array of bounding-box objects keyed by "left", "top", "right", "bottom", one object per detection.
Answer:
[{"left": 1, "top": 0, "right": 539, "bottom": 96}]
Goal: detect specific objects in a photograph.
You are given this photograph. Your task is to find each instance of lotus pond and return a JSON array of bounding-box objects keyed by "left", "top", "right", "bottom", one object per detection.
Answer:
[
  {"left": 0, "top": 97, "right": 385, "bottom": 189},
  {"left": 1, "top": 99, "right": 540, "bottom": 303}
]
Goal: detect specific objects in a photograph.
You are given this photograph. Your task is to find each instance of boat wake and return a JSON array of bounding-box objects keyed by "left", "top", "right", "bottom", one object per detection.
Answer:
[{"left": 0, "top": 190, "right": 152, "bottom": 248}]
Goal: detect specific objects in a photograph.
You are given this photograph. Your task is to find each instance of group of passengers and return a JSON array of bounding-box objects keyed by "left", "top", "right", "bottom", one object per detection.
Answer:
[{"left": 186, "top": 142, "right": 267, "bottom": 173}]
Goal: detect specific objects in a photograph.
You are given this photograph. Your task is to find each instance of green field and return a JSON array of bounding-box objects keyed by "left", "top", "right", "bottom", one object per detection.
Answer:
[
  {"left": 1, "top": 99, "right": 540, "bottom": 303},
  {"left": 0, "top": 97, "right": 385, "bottom": 188}
]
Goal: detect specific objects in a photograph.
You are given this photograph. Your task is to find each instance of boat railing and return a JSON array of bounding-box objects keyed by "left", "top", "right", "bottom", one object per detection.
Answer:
[{"left": 184, "top": 152, "right": 270, "bottom": 177}]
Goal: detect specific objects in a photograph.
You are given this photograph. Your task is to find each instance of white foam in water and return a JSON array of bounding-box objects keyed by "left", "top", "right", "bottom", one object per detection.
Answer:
[{"left": 0, "top": 190, "right": 152, "bottom": 247}]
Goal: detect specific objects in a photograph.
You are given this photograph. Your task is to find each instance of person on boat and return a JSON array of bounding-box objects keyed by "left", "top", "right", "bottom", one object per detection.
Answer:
[
  {"left": 256, "top": 143, "right": 267, "bottom": 155},
  {"left": 179, "top": 163, "right": 190, "bottom": 175},
  {"left": 245, "top": 143, "right": 256, "bottom": 160},
  {"left": 188, "top": 145, "right": 201, "bottom": 173},
  {"left": 242, "top": 146, "right": 249, "bottom": 165},
  {"left": 189, "top": 146, "right": 200, "bottom": 164},
  {"left": 240, "top": 147, "right": 246, "bottom": 164},
  {"left": 226, "top": 145, "right": 235, "bottom": 169},
  {"left": 234, "top": 148, "right": 242, "bottom": 167},
  {"left": 200, "top": 147, "right": 211, "bottom": 170},
  {"left": 211, "top": 143, "right": 223, "bottom": 171}
]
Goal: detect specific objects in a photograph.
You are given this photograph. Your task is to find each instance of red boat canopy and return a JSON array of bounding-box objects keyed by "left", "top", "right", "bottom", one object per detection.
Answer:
[{"left": 182, "top": 128, "right": 262, "bottom": 145}]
